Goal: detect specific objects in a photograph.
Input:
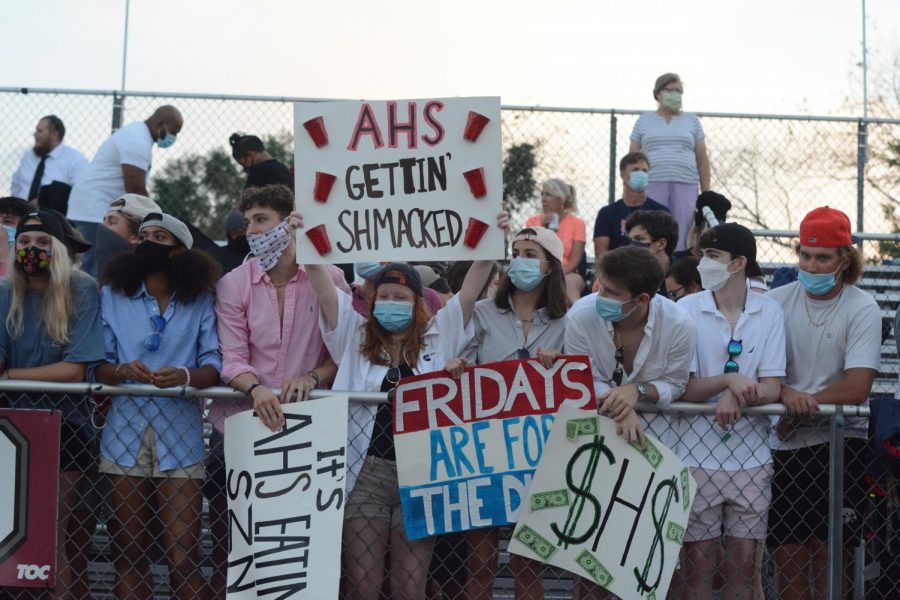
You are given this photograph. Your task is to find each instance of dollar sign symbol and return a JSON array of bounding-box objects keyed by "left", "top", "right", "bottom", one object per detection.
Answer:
[
  {"left": 634, "top": 477, "right": 679, "bottom": 594},
  {"left": 550, "top": 435, "right": 615, "bottom": 549}
]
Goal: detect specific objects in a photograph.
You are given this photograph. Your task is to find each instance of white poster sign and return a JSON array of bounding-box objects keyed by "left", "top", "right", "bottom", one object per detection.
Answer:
[
  {"left": 293, "top": 97, "right": 503, "bottom": 263},
  {"left": 508, "top": 407, "right": 696, "bottom": 600},
  {"left": 224, "top": 396, "right": 348, "bottom": 600}
]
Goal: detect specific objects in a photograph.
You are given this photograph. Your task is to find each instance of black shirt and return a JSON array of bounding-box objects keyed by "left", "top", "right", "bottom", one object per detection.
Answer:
[
  {"left": 367, "top": 364, "right": 415, "bottom": 460},
  {"left": 246, "top": 159, "right": 293, "bottom": 189}
]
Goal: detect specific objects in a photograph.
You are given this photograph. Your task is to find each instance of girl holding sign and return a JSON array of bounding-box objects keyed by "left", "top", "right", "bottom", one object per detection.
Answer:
[
  {"left": 296, "top": 209, "right": 507, "bottom": 600},
  {"left": 445, "top": 226, "right": 569, "bottom": 600},
  {"left": 0, "top": 210, "right": 105, "bottom": 598},
  {"left": 94, "top": 213, "right": 221, "bottom": 600}
]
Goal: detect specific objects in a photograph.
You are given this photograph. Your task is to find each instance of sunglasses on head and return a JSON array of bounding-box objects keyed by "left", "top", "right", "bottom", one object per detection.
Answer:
[{"left": 724, "top": 338, "right": 742, "bottom": 374}]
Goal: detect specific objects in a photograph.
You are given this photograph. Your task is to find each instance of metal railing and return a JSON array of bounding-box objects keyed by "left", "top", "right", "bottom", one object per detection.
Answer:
[{"left": 0, "top": 380, "right": 893, "bottom": 599}]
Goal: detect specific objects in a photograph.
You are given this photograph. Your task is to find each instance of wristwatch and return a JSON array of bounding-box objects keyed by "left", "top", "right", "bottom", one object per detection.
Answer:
[{"left": 636, "top": 383, "right": 650, "bottom": 403}]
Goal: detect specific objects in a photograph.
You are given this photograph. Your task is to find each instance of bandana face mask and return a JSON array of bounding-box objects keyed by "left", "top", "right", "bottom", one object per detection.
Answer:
[
  {"left": 16, "top": 246, "right": 52, "bottom": 275},
  {"left": 247, "top": 221, "right": 291, "bottom": 272}
]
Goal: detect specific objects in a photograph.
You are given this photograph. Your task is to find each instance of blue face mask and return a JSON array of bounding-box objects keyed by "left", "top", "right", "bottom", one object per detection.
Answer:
[
  {"left": 3, "top": 225, "right": 15, "bottom": 251},
  {"left": 157, "top": 128, "right": 177, "bottom": 149},
  {"left": 628, "top": 170, "right": 649, "bottom": 193},
  {"left": 798, "top": 269, "right": 838, "bottom": 296},
  {"left": 595, "top": 294, "right": 636, "bottom": 322},
  {"left": 356, "top": 262, "right": 382, "bottom": 280},
  {"left": 507, "top": 257, "right": 546, "bottom": 292},
  {"left": 373, "top": 300, "right": 414, "bottom": 332}
]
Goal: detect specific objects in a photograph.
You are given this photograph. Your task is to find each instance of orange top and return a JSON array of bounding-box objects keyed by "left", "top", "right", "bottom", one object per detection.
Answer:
[{"left": 525, "top": 213, "right": 586, "bottom": 270}]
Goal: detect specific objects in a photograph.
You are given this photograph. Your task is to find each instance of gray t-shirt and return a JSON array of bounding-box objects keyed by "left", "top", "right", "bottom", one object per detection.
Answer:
[
  {"left": 767, "top": 282, "right": 882, "bottom": 449},
  {"left": 0, "top": 273, "right": 105, "bottom": 431},
  {"left": 461, "top": 297, "right": 566, "bottom": 364}
]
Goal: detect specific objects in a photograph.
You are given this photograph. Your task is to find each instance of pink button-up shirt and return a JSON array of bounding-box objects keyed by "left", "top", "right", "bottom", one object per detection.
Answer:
[{"left": 211, "top": 259, "right": 350, "bottom": 433}]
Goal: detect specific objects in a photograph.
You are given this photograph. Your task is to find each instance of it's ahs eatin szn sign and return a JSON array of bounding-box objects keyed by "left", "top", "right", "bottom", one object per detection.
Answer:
[{"left": 293, "top": 97, "right": 503, "bottom": 264}]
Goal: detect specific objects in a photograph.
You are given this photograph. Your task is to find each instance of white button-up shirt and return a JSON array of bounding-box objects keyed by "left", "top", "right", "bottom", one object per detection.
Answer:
[
  {"left": 11, "top": 143, "right": 88, "bottom": 200},
  {"left": 322, "top": 290, "right": 474, "bottom": 493},
  {"left": 675, "top": 287, "right": 786, "bottom": 470},
  {"left": 566, "top": 293, "right": 696, "bottom": 446}
]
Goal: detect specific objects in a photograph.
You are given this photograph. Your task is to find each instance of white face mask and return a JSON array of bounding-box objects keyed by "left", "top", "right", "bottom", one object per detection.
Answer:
[{"left": 697, "top": 256, "right": 737, "bottom": 292}]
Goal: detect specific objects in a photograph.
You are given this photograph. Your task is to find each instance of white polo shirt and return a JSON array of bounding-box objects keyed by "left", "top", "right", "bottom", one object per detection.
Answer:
[
  {"left": 67, "top": 122, "right": 153, "bottom": 223},
  {"left": 676, "top": 286, "right": 786, "bottom": 471},
  {"left": 322, "top": 290, "right": 474, "bottom": 494},
  {"left": 11, "top": 143, "right": 88, "bottom": 199},
  {"left": 566, "top": 293, "right": 696, "bottom": 447},
  {"left": 767, "top": 282, "right": 881, "bottom": 450}
]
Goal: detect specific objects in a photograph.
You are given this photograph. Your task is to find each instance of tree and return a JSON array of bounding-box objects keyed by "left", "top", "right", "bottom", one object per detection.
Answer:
[
  {"left": 149, "top": 132, "right": 293, "bottom": 239},
  {"left": 503, "top": 142, "right": 538, "bottom": 213}
]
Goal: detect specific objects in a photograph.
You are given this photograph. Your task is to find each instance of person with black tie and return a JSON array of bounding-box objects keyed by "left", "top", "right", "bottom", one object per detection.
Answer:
[{"left": 11, "top": 115, "right": 87, "bottom": 211}]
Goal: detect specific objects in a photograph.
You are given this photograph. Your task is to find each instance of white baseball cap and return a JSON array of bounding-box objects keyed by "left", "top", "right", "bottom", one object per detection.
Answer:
[{"left": 109, "top": 194, "right": 161, "bottom": 221}]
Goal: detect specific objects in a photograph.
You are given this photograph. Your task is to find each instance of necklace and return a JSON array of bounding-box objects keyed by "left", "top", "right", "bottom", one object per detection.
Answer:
[{"left": 803, "top": 288, "right": 842, "bottom": 327}]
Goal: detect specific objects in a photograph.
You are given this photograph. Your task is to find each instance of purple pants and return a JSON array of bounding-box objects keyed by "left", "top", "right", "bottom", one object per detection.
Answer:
[{"left": 645, "top": 181, "right": 698, "bottom": 251}]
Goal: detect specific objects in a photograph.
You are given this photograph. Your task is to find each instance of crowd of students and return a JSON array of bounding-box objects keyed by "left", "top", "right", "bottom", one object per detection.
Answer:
[
  {"left": 0, "top": 75, "right": 887, "bottom": 600},
  {"left": 0, "top": 174, "right": 883, "bottom": 600}
]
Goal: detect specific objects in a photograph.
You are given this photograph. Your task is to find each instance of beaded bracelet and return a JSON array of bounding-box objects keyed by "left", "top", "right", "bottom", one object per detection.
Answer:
[{"left": 180, "top": 366, "right": 191, "bottom": 387}]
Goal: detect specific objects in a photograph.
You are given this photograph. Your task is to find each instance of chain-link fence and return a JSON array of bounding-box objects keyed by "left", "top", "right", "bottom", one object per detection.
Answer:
[
  {"left": 1, "top": 87, "right": 899, "bottom": 236},
  {"left": 0, "top": 383, "right": 896, "bottom": 599}
]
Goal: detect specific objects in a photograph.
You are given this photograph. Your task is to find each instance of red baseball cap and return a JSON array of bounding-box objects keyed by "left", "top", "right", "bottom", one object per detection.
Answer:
[{"left": 799, "top": 207, "right": 854, "bottom": 247}]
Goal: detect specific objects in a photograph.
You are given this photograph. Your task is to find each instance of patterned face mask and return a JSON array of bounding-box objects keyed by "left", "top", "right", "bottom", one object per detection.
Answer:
[
  {"left": 16, "top": 246, "right": 52, "bottom": 275},
  {"left": 246, "top": 220, "right": 291, "bottom": 272}
]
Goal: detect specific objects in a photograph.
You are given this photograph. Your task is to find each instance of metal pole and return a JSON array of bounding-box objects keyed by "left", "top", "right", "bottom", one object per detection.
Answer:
[
  {"left": 121, "top": 0, "right": 130, "bottom": 92},
  {"left": 857, "top": 120, "right": 867, "bottom": 234},
  {"left": 608, "top": 110, "right": 617, "bottom": 205},
  {"left": 111, "top": 91, "right": 123, "bottom": 132},
  {"left": 827, "top": 406, "right": 846, "bottom": 600},
  {"left": 862, "top": 0, "right": 868, "bottom": 120}
]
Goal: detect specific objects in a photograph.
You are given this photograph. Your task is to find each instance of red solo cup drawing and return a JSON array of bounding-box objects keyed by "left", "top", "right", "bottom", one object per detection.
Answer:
[
  {"left": 463, "top": 111, "right": 490, "bottom": 142},
  {"left": 463, "top": 217, "right": 489, "bottom": 249},
  {"left": 303, "top": 116, "right": 329, "bottom": 147},
  {"left": 305, "top": 224, "right": 332, "bottom": 255},
  {"left": 463, "top": 168, "right": 487, "bottom": 198},
  {"left": 313, "top": 172, "right": 337, "bottom": 202}
]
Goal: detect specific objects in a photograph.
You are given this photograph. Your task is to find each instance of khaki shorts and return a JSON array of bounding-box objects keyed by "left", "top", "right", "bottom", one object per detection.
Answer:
[
  {"left": 685, "top": 464, "right": 773, "bottom": 542},
  {"left": 99, "top": 426, "right": 204, "bottom": 480},
  {"left": 344, "top": 454, "right": 405, "bottom": 530}
]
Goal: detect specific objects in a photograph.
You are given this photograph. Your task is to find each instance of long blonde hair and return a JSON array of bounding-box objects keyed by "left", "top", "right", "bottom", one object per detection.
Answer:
[{"left": 6, "top": 237, "right": 78, "bottom": 345}]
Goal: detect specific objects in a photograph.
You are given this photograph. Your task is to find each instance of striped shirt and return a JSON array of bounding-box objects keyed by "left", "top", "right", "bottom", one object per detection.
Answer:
[{"left": 630, "top": 111, "right": 705, "bottom": 184}]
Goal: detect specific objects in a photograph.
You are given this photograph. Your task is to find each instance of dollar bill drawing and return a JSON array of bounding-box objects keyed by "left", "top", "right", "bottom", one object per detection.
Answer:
[
  {"left": 630, "top": 437, "right": 663, "bottom": 469},
  {"left": 666, "top": 521, "right": 685, "bottom": 545},
  {"left": 530, "top": 489, "right": 570, "bottom": 511},
  {"left": 576, "top": 549, "right": 614, "bottom": 588},
  {"left": 680, "top": 467, "right": 691, "bottom": 510},
  {"left": 514, "top": 525, "right": 557, "bottom": 562},
  {"left": 566, "top": 417, "right": 599, "bottom": 441}
]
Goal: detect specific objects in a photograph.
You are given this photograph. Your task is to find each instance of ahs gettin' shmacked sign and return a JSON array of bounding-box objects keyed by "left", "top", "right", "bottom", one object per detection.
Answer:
[{"left": 293, "top": 97, "right": 503, "bottom": 264}]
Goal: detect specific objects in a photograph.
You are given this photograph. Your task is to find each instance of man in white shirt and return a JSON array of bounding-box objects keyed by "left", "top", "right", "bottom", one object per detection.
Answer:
[
  {"left": 566, "top": 245, "right": 695, "bottom": 599},
  {"left": 766, "top": 207, "right": 881, "bottom": 599},
  {"left": 11, "top": 115, "right": 87, "bottom": 209},
  {"left": 568, "top": 245, "right": 695, "bottom": 446},
  {"left": 67, "top": 105, "right": 183, "bottom": 276},
  {"left": 675, "top": 223, "right": 785, "bottom": 600}
]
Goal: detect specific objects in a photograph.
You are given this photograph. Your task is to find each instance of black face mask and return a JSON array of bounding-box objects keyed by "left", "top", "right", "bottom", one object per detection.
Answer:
[
  {"left": 227, "top": 236, "right": 251, "bottom": 255},
  {"left": 135, "top": 240, "right": 174, "bottom": 272}
]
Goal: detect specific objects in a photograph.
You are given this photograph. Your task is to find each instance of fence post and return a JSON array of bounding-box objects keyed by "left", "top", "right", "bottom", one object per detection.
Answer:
[
  {"left": 608, "top": 110, "right": 617, "bottom": 205},
  {"left": 111, "top": 91, "right": 125, "bottom": 132},
  {"left": 827, "top": 406, "right": 846, "bottom": 600},
  {"left": 856, "top": 119, "right": 867, "bottom": 234}
]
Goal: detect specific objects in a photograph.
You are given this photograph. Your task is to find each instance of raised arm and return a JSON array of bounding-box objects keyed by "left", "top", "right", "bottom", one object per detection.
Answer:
[
  {"left": 695, "top": 139, "right": 711, "bottom": 192},
  {"left": 456, "top": 209, "right": 509, "bottom": 324},
  {"left": 289, "top": 211, "right": 339, "bottom": 329}
]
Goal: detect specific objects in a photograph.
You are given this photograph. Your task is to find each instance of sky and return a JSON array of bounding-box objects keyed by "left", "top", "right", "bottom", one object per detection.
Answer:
[{"left": 2, "top": 0, "right": 899, "bottom": 116}]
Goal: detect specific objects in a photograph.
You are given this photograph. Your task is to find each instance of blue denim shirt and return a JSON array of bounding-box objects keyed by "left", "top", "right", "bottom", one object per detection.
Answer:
[{"left": 99, "top": 284, "right": 221, "bottom": 471}]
